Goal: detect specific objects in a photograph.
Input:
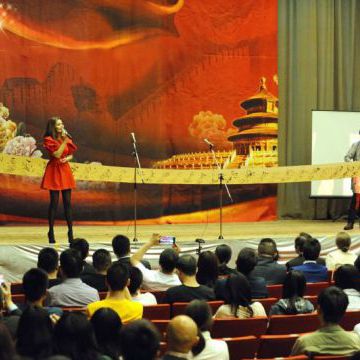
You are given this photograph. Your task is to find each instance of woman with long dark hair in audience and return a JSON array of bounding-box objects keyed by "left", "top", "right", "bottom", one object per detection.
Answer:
[
  {"left": 196, "top": 251, "right": 219, "bottom": 288},
  {"left": 269, "top": 270, "right": 314, "bottom": 316},
  {"left": 90, "top": 308, "right": 122, "bottom": 360},
  {"left": 214, "top": 273, "right": 266, "bottom": 318},
  {"left": 16, "top": 305, "right": 54, "bottom": 359}
]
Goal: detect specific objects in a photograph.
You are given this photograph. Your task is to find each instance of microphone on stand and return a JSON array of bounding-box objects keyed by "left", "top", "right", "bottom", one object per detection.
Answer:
[
  {"left": 131, "top": 132, "right": 136, "bottom": 144},
  {"left": 204, "top": 138, "right": 214, "bottom": 148}
]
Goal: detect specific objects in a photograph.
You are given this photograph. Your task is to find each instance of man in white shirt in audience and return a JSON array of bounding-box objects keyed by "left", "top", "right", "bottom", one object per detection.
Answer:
[{"left": 130, "top": 234, "right": 181, "bottom": 291}]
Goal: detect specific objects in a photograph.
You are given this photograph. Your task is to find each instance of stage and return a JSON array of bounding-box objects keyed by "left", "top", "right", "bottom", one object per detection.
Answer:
[{"left": 1, "top": 220, "right": 360, "bottom": 282}]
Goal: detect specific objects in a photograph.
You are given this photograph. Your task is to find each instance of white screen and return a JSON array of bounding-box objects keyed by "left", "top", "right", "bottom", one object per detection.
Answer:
[{"left": 311, "top": 111, "right": 360, "bottom": 197}]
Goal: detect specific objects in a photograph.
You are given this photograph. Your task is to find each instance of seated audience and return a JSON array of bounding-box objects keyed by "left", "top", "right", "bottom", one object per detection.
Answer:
[
  {"left": 82, "top": 249, "right": 111, "bottom": 292},
  {"left": 0, "top": 322, "right": 15, "bottom": 360},
  {"left": 214, "top": 273, "right": 266, "bottom": 319},
  {"left": 37, "top": 247, "right": 61, "bottom": 287},
  {"left": 48, "top": 249, "right": 99, "bottom": 307},
  {"left": 17, "top": 305, "right": 54, "bottom": 359},
  {"left": 163, "top": 254, "right": 215, "bottom": 304},
  {"left": 196, "top": 251, "right": 219, "bottom": 288},
  {"left": 292, "top": 286, "right": 360, "bottom": 355},
  {"left": 71, "top": 238, "right": 96, "bottom": 275},
  {"left": 252, "top": 238, "right": 287, "bottom": 285},
  {"left": 119, "top": 319, "right": 160, "bottom": 360},
  {"left": 291, "top": 238, "right": 328, "bottom": 282},
  {"left": 185, "top": 300, "right": 229, "bottom": 360},
  {"left": 269, "top": 270, "right": 314, "bottom": 315},
  {"left": 54, "top": 312, "right": 110, "bottom": 360},
  {"left": 215, "top": 244, "right": 237, "bottom": 276},
  {"left": 87, "top": 263, "right": 143, "bottom": 323},
  {"left": 129, "top": 267, "right": 157, "bottom": 305},
  {"left": 0, "top": 283, "right": 21, "bottom": 339},
  {"left": 91, "top": 308, "right": 122, "bottom": 360},
  {"left": 334, "top": 265, "right": 360, "bottom": 310},
  {"left": 130, "top": 234, "right": 181, "bottom": 291},
  {"left": 326, "top": 232, "right": 357, "bottom": 271},
  {"left": 163, "top": 315, "right": 199, "bottom": 360}
]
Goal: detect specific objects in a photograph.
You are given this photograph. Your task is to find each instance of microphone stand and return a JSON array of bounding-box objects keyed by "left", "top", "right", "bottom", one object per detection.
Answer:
[
  {"left": 131, "top": 134, "right": 144, "bottom": 242},
  {"left": 207, "top": 143, "right": 233, "bottom": 239}
]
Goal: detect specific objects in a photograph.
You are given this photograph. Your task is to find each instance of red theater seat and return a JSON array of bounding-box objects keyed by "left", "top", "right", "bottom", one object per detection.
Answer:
[
  {"left": 11, "top": 282, "right": 24, "bottom": 294},
  {"left": 340, "top": 310, "right": 360, "bottom": 331},
  {"left": 254, "top": 297, "right": 278, "bottom": 315},
  {"left": 11, "top": 293, "right": 25, "bottom": 304},
  {"left": 143, "top": 304, "right": 170, "bottom": 320},
  {"left": 151, "top": 320, "right": 169, "bottom": 339},
  {"left": 222, "top": 336, "right": 259, "bottom": 360},
  {"left": 171, "top": 301, "right": 224, "bottom": 317},
  {"left": 257, "top": 334, "right": 300, "bottom": 358},
  {"left": 267, "top": 313, "right": 319, "bottom": 335},
  {"left": 267, "top": 284, "right": 282, "bottom": 298},
  {"left": 305, "top": 282, "right": 329, "bottom": 296}
]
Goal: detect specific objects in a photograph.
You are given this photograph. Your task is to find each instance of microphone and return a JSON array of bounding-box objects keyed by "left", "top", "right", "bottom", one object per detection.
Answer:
[
  {"left": 204, "top": 138, "right": 214, "bottom": 147},
  {"left": 131, "top": 132, "right": 136, "bottom": 143},
  {"left": 63, "top": 129, "right": 72, "bottom": 139}
]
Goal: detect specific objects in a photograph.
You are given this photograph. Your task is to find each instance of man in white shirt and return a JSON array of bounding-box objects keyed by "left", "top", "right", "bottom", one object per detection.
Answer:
[{"left": 130, "top": 234, "right": 181, "bottom": 291}]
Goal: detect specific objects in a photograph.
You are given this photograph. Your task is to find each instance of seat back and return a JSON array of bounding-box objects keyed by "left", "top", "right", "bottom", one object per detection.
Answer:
[
  {"left": 340, "top": 310, "right": 360, "bottom": 331},
  {"left": 267, "top": 313, "right": 320, "bottom": 335},
  {"left": 12, "top": 293, "right": 26, "bottom": 304},
  {"left": 151, "top": 320, "right": 169, "bottom": 339},
  {"left": 143, "top": 304, "right": 170, "bottom": 320},
  {"left": 257, "top": 334, "right": 299, "bottom": 358},
  {"left": 254, "top": 298, "right": 278, "bottom": 315},
  {"left": 172, "top": 301, "right": 224, "bottom": 317},
  {"left": 223, "top": 336, "right": 259, "bottom": 359},
  {"left": 267, "top": 284, "right": 282, "bottom": 298},
  {"left": 11, "top": 282, "right": 24, "bottom": 294},
  {"left": 305, "top": 282, "right": 329, "bottom": 296}
]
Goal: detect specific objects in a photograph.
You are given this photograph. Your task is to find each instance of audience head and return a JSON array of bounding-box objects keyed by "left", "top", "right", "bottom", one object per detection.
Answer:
[
  {"left": 282, "top": 270, "right": 307, "bottom": 299},
  {"left": 119, "top": 319, "right": 160, "bottom": 360},
  {"left": 93, "top": 249, "right": 112, "bottom": 273},
  {"left": 317, "top": 286, "right": 348, "bottom": 324},
  {"left": 299, "top": 232, "right": 312, "bottom": 241},
  {"left": 159, "top": 248, "right": 179, "bottom": 274},
  {"left": 112, "top": 235, "right": 130, "bottom": 258},
  {"left": 302, "top": 238, "right": 321, "bottom": 261},
  {"left": 91, "top": 308, "right": 122, "bottom": 360},
  {"left": 196, "top": 251, "right": 218, "bottom": 287},
  {"left": 17, "top": 305, "right": 53, "bottom": 359},
  {"left": 166, "top": 315, "right": 199, "bottom": 354},
  {"left": 0, "top": 322, "right": 16, "bottom": 360},
  {"left": 60, "top": 249, "right": 83, "bottom": 278},
  {"left": 107, "top": 263, "right": 129, "bottom": 291},
  {"left": 334, "top": 264, "right": 360, "bottom": 291},
  {"left": 335, "top": 232, "right": 351, "bottom": 253},
  {"left": 37, "top": 247, "right": 59, "bottom": 274},
  {"left": 236, "top": 247, "right": 257, "bottom": 275},
  {"left": 294, "top": 236, "right": 306, "bottom": 255},
  {"left": 215, "top": 244, "right": 232, "bottom": 265},
  {"left": 185, "top": 300, "right": 213, "bottom": 332},
  {"left": 22, "top": 268, "right": 49, "bottom": 303},
  {"left": 54, "top": 312, "right": 98, "bottom": 360},
  {"left": 176, "top": 255, "right": 197, "bottom": 281},
  {"left": 70, "top": 238, "right": 90, "bottom": 261},
  {"left": 258, "top": 238, "right": 279, "bottom": 261},
  {"left": 129, "top": 266, "right": 143, "bottom": 296}
]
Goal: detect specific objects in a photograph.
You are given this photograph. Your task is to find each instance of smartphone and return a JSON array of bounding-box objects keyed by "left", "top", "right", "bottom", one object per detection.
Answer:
[{"left": 159, "top": 236, "right": 176, "bottom": 245}]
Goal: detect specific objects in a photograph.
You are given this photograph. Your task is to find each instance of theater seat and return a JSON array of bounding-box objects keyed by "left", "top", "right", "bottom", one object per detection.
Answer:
[
  {"left": 11, "top": 293, "right": 25, "bottom": 304},
  {"left": 305, "top": 282, "right": 329, "bottom": 296},
  {"left": 171, "top": 301, "right": 224, "bottom": 317},
  {"left": 151, "top": 320, "right": 169, "bottom": 339},
  {"left": 11, "top": 282, "right": 24, "bottom": 294},
  {"left": 267, "top": 313, "right": 319, "bottom": 335},
  {"left": 222, "top": 336, "right": 259, "bottom": 359},
  {"left": 257, "top": 334, "right": 300, "bottom": 358},
  {"left": 254, "top": 297, "right": 278, "bottom": 315},
  {"left": 143, "top": 304, "right": 170, "bottom": 320},
  {"left": 267, "top": 284, "right": 282, "bottom": 298},
  {"left": 340, "top": 310, "right": 360, "bottom": 331}
]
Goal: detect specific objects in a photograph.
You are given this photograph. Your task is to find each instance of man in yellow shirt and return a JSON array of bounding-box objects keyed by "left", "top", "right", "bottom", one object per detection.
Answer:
[{"left": 87, "top": 262, "right": 143, "bottom": 323}]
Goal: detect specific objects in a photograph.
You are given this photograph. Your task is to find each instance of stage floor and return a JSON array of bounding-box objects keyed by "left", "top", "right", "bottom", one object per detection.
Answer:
[{"left": 0, "top": 219, "right": 354, "bottom": 245}]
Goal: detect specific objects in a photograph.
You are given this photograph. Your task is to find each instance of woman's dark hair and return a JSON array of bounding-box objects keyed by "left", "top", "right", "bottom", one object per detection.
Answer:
[
  {"left": 16, "top": 305, "right": 53, "bottom": 359},
  {"left": 44, "top": 116, "right": 61, "bottom": 139},
  {"left": 334, "top": 265, "right": 360, "bottom": 291},
  {"left": 91, "top": 308, "right": 122, "bottom": 360},
  {"left": 224, "top": 273, "right": 253, "bottom": 318},
  {"left": 129, "top": 266, "right": 143, "bottom": 295},
  {"left": 0, "top": 322, "right": 16, "bottom": 360},
  {"left": 185, "top": 300, "right": 213, "bottom": 332},
  {"left": 196, "top": 251, "right": 218, "bottom": 288},
  {"left": 282, "top": 270, "right": 307, "bottom": 314},
  {"left": 54, "top": 312, "right": 99, "bottom": 360}
]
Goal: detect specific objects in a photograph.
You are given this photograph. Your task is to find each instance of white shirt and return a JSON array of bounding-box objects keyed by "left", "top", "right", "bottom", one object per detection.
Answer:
[
  {"left": 135, "top": 262, "right": 181, "bottom": 291},
  {"left": 344, "top": 288, "right": 360, "bottom": 311},
  {"left": 132, "top": 292, "right": 157, "bottom": 306},
  {"left": 325, "top": 249, "right": 357, "bottom": 271},
  {"left": 193, "top": 331, "right": 229, "bottom": 360}
]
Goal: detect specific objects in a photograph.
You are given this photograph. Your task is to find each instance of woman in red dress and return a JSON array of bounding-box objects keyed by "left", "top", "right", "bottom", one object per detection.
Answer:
[{"left": 41, "top": 117, "right": 77, "bottom": 244}]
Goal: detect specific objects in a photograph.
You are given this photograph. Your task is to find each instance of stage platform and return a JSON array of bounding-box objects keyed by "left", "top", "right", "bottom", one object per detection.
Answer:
[{"left": 1, "top": 220, "right": 360, "bottom": 282}]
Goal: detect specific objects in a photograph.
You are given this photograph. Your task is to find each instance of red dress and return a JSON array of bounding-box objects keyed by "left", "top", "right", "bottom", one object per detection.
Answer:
[{"left": 41, "top": 136, "right": 78, "bottom": 190}]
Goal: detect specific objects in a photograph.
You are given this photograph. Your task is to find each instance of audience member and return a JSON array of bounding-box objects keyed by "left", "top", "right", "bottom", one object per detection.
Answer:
[
  {"left": 196, "top": 251, "right": 219, "bottom": 288},
  {"left": 112, "top": 234, "right": 132, "bottom": 269},
  {"left": 326, "top": 232, "right": 357, "bottom": 271},
  {"left": 17, "top": 305, "right": 54, "bottom": 359},
  {"left": 215, "top": 244, "right": 237, "bottom": 276},
  {"left": 292, "top": 286, "right": 360, "bottom": 355},
  {"left": 185, "top": 300, "right": 229, "bottom": 360},
  {"left": 54, "top": 312, "right": 110, "bottom": 360},
  {"left": 91, "top": 308, "right": 122, "bottom": 360},
  {"left": 119, "top": 319, "right": 160, "bottom": 360},
  {"left": 87, "top": 262, "right": 143, "bottom": 323},
  {"left": 269, "top": 270, "right": 314, "bottom": 315},
  {"left": 163, "top": 315, "right": 199, "bottom": 360},
  {"left": 291, "top": 238, "right": 328, "bottom": 282},
  {"left": 0, "top": 322, "right": 16, "bottom": 360},
  {"left": 82, "top": 249, "right": 111, "bottom": 292},
  {"left": 48, "top": 249, "right": 99, "bottom": 307},
  {"left": 0, "top": 283, "right": 21, "bottom": 339},
  {"left": 163, "top": 255, "right": 215, "bottom": 304},
  {"left": 252, "top": 238, "right": 287, "bottom": 285},
  {"left": 214, "top": 274, "right": 266, "bottom": 319},
  {"left": 70, "top": 238, "right": 96, "bottom": 275},
  {"left": 37, "top": 247, "right": 61, "bottom": 287},
  {"left": 130, "top": 234, "right": 181, "bottom": 291},
  {"left": 334, "top": 265, "right": 360, "bottom": 310},
  {"left": 129, "top": 267, "right": 157, "bottom": 305}
]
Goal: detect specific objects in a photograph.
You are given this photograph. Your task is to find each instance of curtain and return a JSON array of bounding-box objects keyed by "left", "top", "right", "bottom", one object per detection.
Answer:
[{"left": 278, "top": 0, "right": 360, "bottom": 220}]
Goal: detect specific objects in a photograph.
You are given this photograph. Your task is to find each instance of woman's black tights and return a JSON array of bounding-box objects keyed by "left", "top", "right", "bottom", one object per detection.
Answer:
[{"left": 48, "top": 189, "right": 73, "bottom": 242}]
